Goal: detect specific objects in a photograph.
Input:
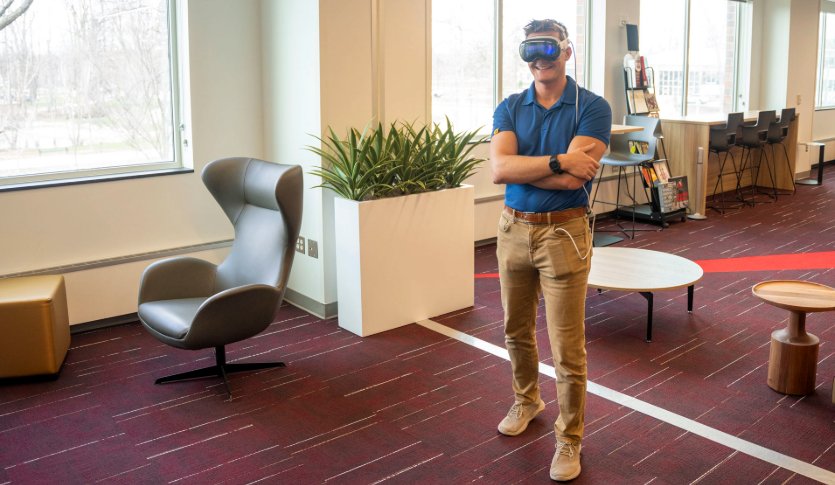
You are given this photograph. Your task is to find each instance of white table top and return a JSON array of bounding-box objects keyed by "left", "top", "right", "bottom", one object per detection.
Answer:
[
  {"left": 659, "top": 111, "right": 759, "bottom": 126},
  {"left": 589, "top": 247, "right": 704, "bottom": 292},
  {"left": 611, "top": 124, "right": 644, "bottom": 135}
]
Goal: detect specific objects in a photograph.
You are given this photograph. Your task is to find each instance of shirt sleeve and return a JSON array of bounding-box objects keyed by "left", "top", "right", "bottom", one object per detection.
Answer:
[
  {"left": 576, "top": 96, "right": 612, "bottom": 147},
  {"left": 492, "top": 98, "right": 514, "bottom": 138}
]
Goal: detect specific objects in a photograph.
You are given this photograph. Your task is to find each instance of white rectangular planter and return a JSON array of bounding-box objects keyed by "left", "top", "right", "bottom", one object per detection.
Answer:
[{"left": 334, "top": 185, "right": 474, "bottom": 337}]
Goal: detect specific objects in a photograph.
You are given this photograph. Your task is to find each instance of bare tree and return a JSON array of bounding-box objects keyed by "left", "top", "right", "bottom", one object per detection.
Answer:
[{"left": 0, "top": 0, "right": 34, "bottom": 32}]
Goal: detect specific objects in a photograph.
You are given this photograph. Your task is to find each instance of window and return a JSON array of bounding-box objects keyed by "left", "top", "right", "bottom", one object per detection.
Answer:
[
  {"left": 0, "top": 0, "right": 182, "bottom": 187},
  {"left": 432, "top": 0, "right": 587, "bottom": 133},
  {"left": 640, "top": 0, "right": 746, "bottom": 116},
  {"left": 816, "top": 9, "right": 835, "bottom": 108},
  {"left": 431, "top": 1, "right": 493, "bottom": 134}
]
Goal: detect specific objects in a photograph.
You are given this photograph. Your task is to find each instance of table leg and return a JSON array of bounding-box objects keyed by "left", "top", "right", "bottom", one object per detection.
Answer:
[
  {"left": 639, "top": 291, "right": 653, "bottom": 342},
  {"left": 687, "top": 285, "right": 694, "bottom": 312},
  {"left": 797, "top": 142, "right": 824, "bottom": 186}
]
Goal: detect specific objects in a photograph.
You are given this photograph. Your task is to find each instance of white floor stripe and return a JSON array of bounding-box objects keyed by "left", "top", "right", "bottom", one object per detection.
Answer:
[{"left": 417, "top": 319, "right": 835, "bottom": 484}]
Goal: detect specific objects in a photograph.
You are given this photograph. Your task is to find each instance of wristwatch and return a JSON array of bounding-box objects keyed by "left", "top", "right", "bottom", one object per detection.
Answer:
[{"left": 548, "top": 154, "right": 564, "bottom": 174}]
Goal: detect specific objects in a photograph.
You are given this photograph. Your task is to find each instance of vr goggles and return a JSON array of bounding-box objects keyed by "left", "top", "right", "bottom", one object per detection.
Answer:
[{"left": 519, "top": 36, "right": 569, "bottom": 62}]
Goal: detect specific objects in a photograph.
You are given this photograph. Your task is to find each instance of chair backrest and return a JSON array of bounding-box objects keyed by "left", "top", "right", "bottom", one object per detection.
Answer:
[
  {"left": 711, "top": 112, "right": 744, "bottom": 151},
  {"left": 774, "top": 107, "right": 795, "bottom": 141},
  {"left": 754, "top": 110, "right": 776, "bottom": 129},
  {"left": 779, "top": 107, "right": 795, "bottom": 128},
  {"left": 709, "top": 125, "right": 730, "bottom": 151},
  {"left": 202, "top": 158, "right": 303, "bottom": 298},
  {"left": 726, "top": 112, "right": 744, "bottom": 137},
  {"left": 739, "top": 110, "right": 775, "bottom": 147},
  {"left": 610, "top": 115, "right": 659, "bottom": 158}
]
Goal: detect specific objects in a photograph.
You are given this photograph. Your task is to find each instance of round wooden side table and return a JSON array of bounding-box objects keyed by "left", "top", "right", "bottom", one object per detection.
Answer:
[{"left": 752, "top": 280, "right": 835, "bottom": 395}]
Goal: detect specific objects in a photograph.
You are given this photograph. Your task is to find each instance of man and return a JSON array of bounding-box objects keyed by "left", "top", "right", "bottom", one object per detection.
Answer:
[{"left": 490, "top": 19, "right": 611, "bottom": 481}]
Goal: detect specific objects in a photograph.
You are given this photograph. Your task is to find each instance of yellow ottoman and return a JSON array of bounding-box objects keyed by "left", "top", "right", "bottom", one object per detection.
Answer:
[{"left": 0, "top": 275, "right": 70, "bottom": 378}]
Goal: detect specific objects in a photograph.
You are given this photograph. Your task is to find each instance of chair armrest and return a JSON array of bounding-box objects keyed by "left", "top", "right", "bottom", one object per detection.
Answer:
[
  {"left": 183, "top": 284, "right": 281, "bottom": 349},
  {"left": 138, "top": 257, "right": 218, "bottom": 305}
]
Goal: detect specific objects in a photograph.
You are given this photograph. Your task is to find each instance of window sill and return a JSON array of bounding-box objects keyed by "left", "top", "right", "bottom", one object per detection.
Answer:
[{"left": 0, "top": 167, "right": 195, "bottom": 193}]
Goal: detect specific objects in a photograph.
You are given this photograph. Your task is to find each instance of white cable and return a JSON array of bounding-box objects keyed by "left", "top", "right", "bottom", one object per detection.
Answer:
[{"left": 552, "top": 184, "right": 595, "bottom": 261}]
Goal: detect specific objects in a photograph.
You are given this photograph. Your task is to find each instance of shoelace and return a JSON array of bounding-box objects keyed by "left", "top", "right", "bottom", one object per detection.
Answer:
[
  {"left": 556, "top": 440, "right": 576, "bottom": 458},
  {"left": 507, "top": 402, "right": 524, "bottom": 418}
]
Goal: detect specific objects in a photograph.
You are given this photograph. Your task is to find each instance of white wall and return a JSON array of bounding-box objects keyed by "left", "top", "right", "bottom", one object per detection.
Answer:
[
  {"left": 756, "top": 0, "right": 792, "bottom": 111},
  {"left": 260, "top": 1, "right": 329, "bottom": 308},
  {"left": 0, "top": 1, "right": 265, "bottom": 324}
]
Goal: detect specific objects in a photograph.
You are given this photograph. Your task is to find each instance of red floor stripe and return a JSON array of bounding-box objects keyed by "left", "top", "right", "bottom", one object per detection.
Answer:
[
  {"left": 694, "top": 251, "right": 835, "bottom": 273},
  {"left": 475, "top": 251, "right": 835, "bottom": 278}
]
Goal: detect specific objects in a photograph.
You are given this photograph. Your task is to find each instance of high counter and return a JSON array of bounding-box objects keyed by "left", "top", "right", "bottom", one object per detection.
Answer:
[{"left": 660, "top": 112, "right": 798, "bottom": 216}]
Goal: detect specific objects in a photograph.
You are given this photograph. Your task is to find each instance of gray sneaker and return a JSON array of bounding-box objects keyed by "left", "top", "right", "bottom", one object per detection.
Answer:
[
  {"left": 550, "top": 440, "right": 581, "bottom": 481},
  {"left": 497, "top": 399, "right": 545, "bottom": 436}
]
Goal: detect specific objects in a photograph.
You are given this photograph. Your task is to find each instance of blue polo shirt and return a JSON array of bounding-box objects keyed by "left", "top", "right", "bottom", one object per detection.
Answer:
[{"left": 493, "top": 76, "right": 612, "bottom": 212}]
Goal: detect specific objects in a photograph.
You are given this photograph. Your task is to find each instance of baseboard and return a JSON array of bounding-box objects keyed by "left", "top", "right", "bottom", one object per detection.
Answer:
[
  {"left": 71, "top": 313, "right": 139, "bottom": 334},
  {"left": 283, "top": 288, "right": 338, "bottom": 320}
]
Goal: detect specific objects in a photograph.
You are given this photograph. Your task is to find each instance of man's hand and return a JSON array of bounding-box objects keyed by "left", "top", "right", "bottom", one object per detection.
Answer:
[{"left": 558, "top": 143, "right": 600, "bottom": 181}]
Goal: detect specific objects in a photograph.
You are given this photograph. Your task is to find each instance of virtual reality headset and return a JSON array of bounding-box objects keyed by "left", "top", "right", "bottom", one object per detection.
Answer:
[{"left": 519, "top": 36, "right": 569, "bottom": 62}]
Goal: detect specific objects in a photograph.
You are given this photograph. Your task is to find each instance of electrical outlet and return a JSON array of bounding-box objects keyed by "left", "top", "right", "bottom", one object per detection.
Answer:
[
  {"left": 296, "top": 236, "right": 305, "bottom": 254},
  {"left": 308, "top": 239, "right": 318, "bottom": 259}
]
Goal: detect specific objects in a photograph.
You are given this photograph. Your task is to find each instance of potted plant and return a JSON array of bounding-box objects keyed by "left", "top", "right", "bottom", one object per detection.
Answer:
[{"left": 309, "top": 120, "right": 486, "bottom": 336}]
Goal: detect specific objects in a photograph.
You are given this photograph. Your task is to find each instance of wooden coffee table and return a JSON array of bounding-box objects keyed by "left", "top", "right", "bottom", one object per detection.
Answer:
[
  {"left": 588, "top": 247, "right": 704, "bottom": 342},
  {"left": 752, "top": 280, "right": 835, "bottom": 395}
]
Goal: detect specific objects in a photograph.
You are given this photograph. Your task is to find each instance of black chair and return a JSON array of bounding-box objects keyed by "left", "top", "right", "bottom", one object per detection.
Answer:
[
  {"left": 764, "top": 107, "right": 796, "bottom": 196},
  {"left": 138, "top": 157, "right": 303, "bottom": 398},
  {"left": 708, "top": 112, "right": 744, "bottom": 213},
  {"left": 736, "top": 110, "right": 776, "bottom": 205},
  {"left": 591, "top": 115, "right": 659, "bottom": 239}
]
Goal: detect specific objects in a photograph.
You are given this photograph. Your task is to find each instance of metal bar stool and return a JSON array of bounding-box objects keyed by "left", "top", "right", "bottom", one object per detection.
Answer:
[
  {"left": 764, "top": 107, "right": 796, "bottom": 196},
  {"left": 736, "top": 110, "right": 776, "bottom": 205},
  {"left": 708, "top": 112, "right": 744, "bottom": 214}
]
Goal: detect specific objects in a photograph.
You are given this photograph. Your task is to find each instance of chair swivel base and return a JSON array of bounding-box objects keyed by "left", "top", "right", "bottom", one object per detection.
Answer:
[{"left": 155, "top": 345, "right": 284, "bottom": 398}]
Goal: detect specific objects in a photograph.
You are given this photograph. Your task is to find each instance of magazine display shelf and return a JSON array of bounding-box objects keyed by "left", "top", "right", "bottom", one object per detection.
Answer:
[
  {"left": 613, "top": 161, "right": 688, "bottom": 229},
  {"left": 624, "top": 66, "right": 658, "bottom": 116}
]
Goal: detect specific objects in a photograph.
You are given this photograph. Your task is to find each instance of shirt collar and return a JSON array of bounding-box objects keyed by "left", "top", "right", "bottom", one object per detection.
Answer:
[{"left": 522, "top": 75, "right": 578, "bottom": 108}]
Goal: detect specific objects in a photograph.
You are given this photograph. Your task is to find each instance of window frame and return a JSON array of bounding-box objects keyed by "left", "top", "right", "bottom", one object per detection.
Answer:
[
  {"left": 0, "top": 0, "right": 189, "bottom": 191},
  {"left": 816, "top": 3, "right": 835, "bottom": 110}
]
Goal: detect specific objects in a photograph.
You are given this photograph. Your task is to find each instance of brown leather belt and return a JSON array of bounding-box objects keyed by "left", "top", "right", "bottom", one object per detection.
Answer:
[{"left": 503, "top": 205, "right": 587, "bottom": 224}]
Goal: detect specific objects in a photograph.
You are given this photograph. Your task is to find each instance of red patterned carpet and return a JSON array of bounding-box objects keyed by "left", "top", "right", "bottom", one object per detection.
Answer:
[{"left": 1, "top": 173, "right": 834, "bottom": 484}]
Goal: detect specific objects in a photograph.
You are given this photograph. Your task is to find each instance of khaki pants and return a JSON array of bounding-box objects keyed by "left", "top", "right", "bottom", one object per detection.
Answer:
[{"left": 497, "top": 212, "right": 591, "bottom": 444}]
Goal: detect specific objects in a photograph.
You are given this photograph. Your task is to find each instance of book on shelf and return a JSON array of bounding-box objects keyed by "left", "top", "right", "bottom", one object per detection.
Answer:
[
  {"left": 632, "top": 89, "right": 649, "bottom": 114},
  {"left": 640, "top": 56, "right": 649, "bottom": 86},
  {"left": 634, "top": 56, "right": 645, "bottom": 88},
  {"left": 670, "top": 175, "right": 689, "bottom": 207},
  {"left": 652, "top": 159, "right": 670, "bottom": 184},
  {"left": 645, "top": 91, "right": 660, "bottom": 113},
  {"left": 629, "top": 140, "right": 650, "bottom": 155},
  {"left": 654, "top": 175, "right": 689, "bottom": 213},
  {"left": 639, "top": 163, "right": 658, "bottom": 187}
]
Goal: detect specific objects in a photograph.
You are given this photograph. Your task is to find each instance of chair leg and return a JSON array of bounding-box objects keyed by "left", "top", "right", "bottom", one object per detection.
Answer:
[
  {"left": 154, "top": 345, "right": 285, "bottom": 398},
  {"left": 736, "top": 146, "right": 754, "bottom": 206},
  {"left": 779, "top": 142, "right": 796, "bottom": 195},
  {"left": 710, "top": 151, "right": 728, "bottom": 213}
]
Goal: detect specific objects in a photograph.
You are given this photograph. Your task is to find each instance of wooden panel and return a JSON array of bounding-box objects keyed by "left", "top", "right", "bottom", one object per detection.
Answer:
[{"left": 659, "top": 120, "right": 709, "bottom": 215}]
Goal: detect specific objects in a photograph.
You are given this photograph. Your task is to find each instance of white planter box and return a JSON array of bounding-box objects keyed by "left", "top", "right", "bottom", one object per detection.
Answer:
[{"left": 334, "top": 185, "right": 475, "bottom": 337}]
